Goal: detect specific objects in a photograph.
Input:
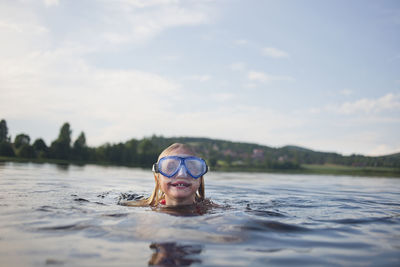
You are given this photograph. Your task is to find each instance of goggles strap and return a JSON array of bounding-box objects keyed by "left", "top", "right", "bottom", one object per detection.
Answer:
[{"left": 152, "top": 163, "right": 159, "bottom": 173}]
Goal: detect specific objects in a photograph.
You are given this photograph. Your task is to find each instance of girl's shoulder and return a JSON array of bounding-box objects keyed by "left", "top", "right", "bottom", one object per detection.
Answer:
[
  {"left": 198, "top": 198, "right": 220, "bottom": 208},
  {"left": 119, "top": 199, "right": 148, "bottom": 207},
  {"left": 118, "top": 193, "right": 147, "bottom": 206}
]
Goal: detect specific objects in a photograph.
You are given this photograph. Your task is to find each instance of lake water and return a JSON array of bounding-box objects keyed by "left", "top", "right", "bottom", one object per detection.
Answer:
[{"left": 0, "top": 162, "right": 399, "bottom": 266}]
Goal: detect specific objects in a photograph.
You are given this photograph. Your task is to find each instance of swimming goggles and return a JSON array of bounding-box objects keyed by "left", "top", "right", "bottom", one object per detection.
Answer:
[{"left": 152, "top": 156, "right": 208, "bottom": 179}]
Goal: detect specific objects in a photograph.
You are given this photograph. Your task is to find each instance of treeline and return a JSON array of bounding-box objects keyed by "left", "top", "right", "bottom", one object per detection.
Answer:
[
  {"left": 0, "top": 120, "right": 161, "bottom": 167},
  {"left": 1, "top": 119, "right": 399, "bottom": 170}
]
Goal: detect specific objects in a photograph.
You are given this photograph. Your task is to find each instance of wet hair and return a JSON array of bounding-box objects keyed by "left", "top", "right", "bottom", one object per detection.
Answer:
[
  {"left": 158, "top": 143, "right": 196, "bottom": 161},
  {"left": 126, "top": 143, "right": 205, "bottom": 207}
]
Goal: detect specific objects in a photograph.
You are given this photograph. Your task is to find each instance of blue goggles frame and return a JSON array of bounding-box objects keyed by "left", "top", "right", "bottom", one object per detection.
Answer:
[{"left": 152, "top": 156, "right": 208, "bottom": 179}]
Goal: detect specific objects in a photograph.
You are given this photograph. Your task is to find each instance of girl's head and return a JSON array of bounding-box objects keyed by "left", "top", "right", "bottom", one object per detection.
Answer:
[{"left": 148, "top": 143, "right": 206, "bottom": 206}]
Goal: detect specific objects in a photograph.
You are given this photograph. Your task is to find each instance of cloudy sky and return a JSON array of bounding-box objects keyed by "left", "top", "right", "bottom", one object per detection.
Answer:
[{"left": 1, "top": 0, "right": 399, "bottom": 156}]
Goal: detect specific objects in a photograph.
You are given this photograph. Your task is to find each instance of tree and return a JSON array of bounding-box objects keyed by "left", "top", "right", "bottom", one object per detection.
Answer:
[
  {"left": 124, "top": 139, "right": 138, "bottom": 165},
  {"left": 208, "top": 157, "right": 217, "bottom": 168},
  {"left": 0, "top": 142, "right": 15, "bottom": 156},
  {"left": 18, "top": 144, "right": 35, "bottom": 158},
  {"left": 58, "top": 123, "right": 72, "bottom": 145},
  {"left": 137, "top": 139, "right": 159, "bottom": 166},
  {"left": 0, "top": 119, "right": 9, "bottom": 142},
  {"left": 72, "top": 132, "right": 89, "bottom": 161},
  {"left": 14, "top": 133, "right": 34, "bottom": 158},
  {"left": 50, "top": 122, "right": 72, "bottom": 159},
  {"left": 33, "top": 138, "right": 48, "bottom": 158},
  {"left": 0, "top": 119, "right": 14, "bottom": 156},
  {"left": 14, "top": 134, "right": 31, "bottom": 149},
  {"left": 74, "top": 132, "right": 86, "bottom": 148}
]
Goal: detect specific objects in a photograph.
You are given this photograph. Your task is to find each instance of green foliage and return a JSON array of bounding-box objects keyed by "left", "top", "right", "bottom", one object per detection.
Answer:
[
  {"left": 72, "top": 132, "right": 89, "bottom": 161},
  {"left": 0, "top": 142, "right": 15, "bottom": 157},
  {"left": 137, "top": 138, "right": 160, "bottom": 166},
  {"left": 125, "top": 139, "right": 139, "bottom": 163},
  {"left": 50, "top": 122, "right": 72, "bottom": 159},
  {"left": 14, "top": 133, "right": 35, "bottom": 158},
  {"left": 18, "top": 144, "right": 35, "bottom": 158},
  {"left": 0, "top": 119, "right": 9, "bottom": 142},
  {"left": 74, "top": 132, "right": 86, "bottom": 148},
  {"left": 32, "top": 138, "right": 48, "bottom": 158},
  {"left": 208, "top": 157, "right": 217, "bottom": 168},
  {"left": 58, "top": 122, "right": 72, "bottom": 144},
  {"left": 14, "top": 133, "right": 30, "bottom": 149},
  {"left": 0, "top": 119, "right": 14, "bottom": 156}
]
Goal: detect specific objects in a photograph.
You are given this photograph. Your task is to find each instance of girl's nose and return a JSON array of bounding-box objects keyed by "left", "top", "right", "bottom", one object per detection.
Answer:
[{"left": 175, "top": 165, "right": 189, "bottom": 177}]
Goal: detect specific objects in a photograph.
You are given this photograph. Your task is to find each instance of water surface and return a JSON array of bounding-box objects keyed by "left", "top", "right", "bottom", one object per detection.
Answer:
[{"left": 0, "top": 162, "right": 399, "bottom": 266}]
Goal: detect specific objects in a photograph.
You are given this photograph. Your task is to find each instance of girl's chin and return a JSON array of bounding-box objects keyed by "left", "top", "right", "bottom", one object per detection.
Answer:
[{"left": 167, "top": 189, "right": 195, "bottom": 198}]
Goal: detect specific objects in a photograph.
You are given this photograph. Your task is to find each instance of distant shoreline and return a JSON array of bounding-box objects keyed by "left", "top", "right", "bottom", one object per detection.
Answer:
[
  {"left": 2, "top": 121, "right": 399, "bottom": 176},
  {"left": 2, "top": 156, "right": 399, "bottom": 178}
]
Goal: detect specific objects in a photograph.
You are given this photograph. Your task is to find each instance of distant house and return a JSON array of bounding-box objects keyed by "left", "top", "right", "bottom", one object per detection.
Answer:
[
  {"left": 223, "top": 149, "right": 237, "bottom": 157},
  {"left": 278, "top": 155, "right": 288, "bottom": 162},
  {"left": 252, "top": 149, "right": 264, "bottom": 160}
]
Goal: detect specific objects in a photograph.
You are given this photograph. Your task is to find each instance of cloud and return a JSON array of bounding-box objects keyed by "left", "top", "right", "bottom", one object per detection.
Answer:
[
  {"left": 0, "top": 21, "right": 22, "bottom": 33},
  {"left": 151, "top": 105, "right": 306, "bottom": 147},
  {"left": 0, "top": 20, "right": 47, "bottom": 35},
  {"left": 0, "top": 43, "right": 182, "bottom": 145},
  {"left": 0, "top": 36, "right": 304, "bottom": 147},
  {"left": 184, "top": 75, "right": 211, "bottom": 82},
  {"left": 368, "top": 144, "right": 399, "bottom": 156},
  {"left": 0, "top": 0, "right": 219, "bottom": 145},
  {"left": 43, "top": 0, "right": 59, "bottom": 7},
  {"left": 262, "top": 47, "right": 289, "bottom": 58},
  {"left": 3, "top": 0, "right": 215, "bottom": 47},
  {"left": 291, "top": 131, "right": 399, "bottom": 156},
  {"left": 2, "top": 0, "right": 398, "bottom": 157},
  {"left": 328, "top": 93, "right": 400, "bottom": 114},
  {"left": 247, "top": 71, "right": 294, "bottom": 83},
  {"left": 101, "top": 2, "right": 214, "bottom": 44}
]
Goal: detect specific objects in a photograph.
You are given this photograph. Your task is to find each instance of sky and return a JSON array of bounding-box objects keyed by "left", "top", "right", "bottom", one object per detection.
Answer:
[{"left": 0, "top": 0, "right": 399, "bottom": 156}]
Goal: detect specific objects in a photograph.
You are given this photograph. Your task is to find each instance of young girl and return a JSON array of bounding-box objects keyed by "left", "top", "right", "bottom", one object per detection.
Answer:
[{"left": 123, "top": 143, "right": 209, "bottom": 209}]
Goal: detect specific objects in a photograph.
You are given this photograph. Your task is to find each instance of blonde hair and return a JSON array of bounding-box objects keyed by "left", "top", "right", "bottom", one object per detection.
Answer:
[{"left": 127, "top": 143, "right": 205, "bottom": 207}]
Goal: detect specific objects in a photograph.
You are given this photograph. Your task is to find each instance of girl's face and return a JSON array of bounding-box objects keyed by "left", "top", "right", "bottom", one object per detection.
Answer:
[{"left": 157, "top": 149, "right": 201, "bottom": 206}]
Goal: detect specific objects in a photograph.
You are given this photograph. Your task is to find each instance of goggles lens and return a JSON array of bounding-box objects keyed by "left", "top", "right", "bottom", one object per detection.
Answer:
[{"left": 154, "top": 156, "right": 208, "bottom": 179}]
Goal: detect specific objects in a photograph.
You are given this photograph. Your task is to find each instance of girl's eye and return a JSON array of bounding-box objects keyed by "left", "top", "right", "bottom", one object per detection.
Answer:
[
  {"left": 166, "top": 162, "right": 176, "bottom": 171},
  {"left": 186, "top": 161, "right": 202, "bottom": 175},
  {"left": 162, "top": 160, "right": 179, "bottom": 174}
]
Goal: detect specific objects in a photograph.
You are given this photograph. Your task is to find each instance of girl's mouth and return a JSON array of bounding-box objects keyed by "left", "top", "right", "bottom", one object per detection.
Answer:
[{"left": 169, "top": 181, "right": 191, "bottom": 187}]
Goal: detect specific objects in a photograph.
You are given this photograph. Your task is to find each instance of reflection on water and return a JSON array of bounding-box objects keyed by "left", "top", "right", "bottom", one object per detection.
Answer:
[
  {"left": 152, "top": 205, "right": 207, "bottom": 217},
  {"left": 55, "top": 163, "right": 70, "bottom": 171},
  {"left": 0, "top": 162, "right": 399, "bottom": 266},
  {"left": 148, "top": 242, "right": 202, "bottom": 266}
]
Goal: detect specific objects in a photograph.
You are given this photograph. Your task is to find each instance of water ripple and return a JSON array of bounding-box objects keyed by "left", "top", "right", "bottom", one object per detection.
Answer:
[{"left": 240, "top": 219, "right": 309, "bottom": 233}]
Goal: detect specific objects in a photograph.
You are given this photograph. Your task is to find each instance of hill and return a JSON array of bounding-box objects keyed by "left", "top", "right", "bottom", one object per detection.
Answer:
[{"left": 147, "top": 136, "right": 400, "bottom": 169}]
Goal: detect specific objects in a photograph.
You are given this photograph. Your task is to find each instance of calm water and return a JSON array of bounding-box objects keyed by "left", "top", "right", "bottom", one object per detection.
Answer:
[{"left": 0, "top": 162, "right": 399, "bottom": 266}]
